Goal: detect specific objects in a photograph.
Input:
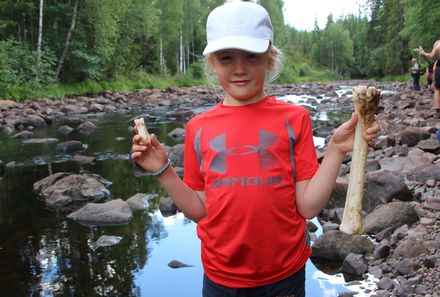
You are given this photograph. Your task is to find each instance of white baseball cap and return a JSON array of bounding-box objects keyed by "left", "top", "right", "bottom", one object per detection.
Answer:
[{"left": 203, "top": 1, "right": 274, "bottom": 56}]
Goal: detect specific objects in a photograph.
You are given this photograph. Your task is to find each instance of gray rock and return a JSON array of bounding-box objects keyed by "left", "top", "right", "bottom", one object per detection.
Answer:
[
  {"left": 77, "top": 121, "right": 96, "bottom": 134},
  {"left": 58, "top": 125, "right": 74, "bottom": 135},
  {"left": 167, "top": 259, "right": 194, "bottom": 269},
  {"left": 33, "top": 172, "right": 111, "bottom": 208},
  {"left": 67, "top": 199, "right": 132, "bottom": 226},
  {"left": 311, "top": 230, "right": 375, "bottom": 261},
  {"left": 340, "top": 253, "right": 368, "bottom": 276},
  {"left": 55, "top": 140, "right": 86, "bottom": 154},
  {"left": 364, "top": 202, "right": 419, "bottom": 234},
  {"left": 126, "top": 193, "right": 158, "bottom": 211},
  {"left": 93, "top": 235, "right": 123, "bottom": 250},
  {"left": 22, "top": 138, "right": 59, "bottom": 145}
]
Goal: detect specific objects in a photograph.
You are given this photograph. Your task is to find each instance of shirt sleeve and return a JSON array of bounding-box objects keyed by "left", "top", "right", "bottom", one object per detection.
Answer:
[
  {"left": 183, "top": 119, "right": 205, "bottom": 191},
  {"left": 291, "top": 107, "right": 319, "bottom": 181}
]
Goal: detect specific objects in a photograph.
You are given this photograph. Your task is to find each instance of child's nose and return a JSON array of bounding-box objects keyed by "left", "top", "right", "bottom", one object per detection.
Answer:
[{"left": 233, "top": 58, "right": 246, "bottom": 74}]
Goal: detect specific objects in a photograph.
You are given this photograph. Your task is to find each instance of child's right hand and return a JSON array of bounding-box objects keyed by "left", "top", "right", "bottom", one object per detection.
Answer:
[{"left": 131, "top": 131, "right": 169, "bottom": 173}]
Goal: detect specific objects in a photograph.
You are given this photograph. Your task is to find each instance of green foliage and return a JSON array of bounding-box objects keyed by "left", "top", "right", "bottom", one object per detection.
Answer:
[
  {"left": 298, "top": 64, "right": 311, "bottom": 77},
  {"left": 1, "top": 0, "right": 439, "bottom": 98},
  {"left": 0, "top": 40, "right": 58, "bottom": 98},
  {"left": 188, "top": 62, "right": 204, "bottom": 79}
]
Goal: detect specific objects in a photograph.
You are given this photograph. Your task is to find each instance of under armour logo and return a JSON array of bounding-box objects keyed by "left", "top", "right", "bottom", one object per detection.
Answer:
[{"left": 208, "top": 130, "right": 278, "bottom": 173}]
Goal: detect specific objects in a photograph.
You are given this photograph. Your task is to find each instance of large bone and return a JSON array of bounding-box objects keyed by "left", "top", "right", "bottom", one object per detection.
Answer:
[{"left": 339, "top": 86, "right": 381, "bottom": 235}]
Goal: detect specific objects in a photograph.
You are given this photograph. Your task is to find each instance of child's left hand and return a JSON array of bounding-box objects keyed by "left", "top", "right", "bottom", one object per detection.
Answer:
[{"left": 330, "top": 113, "right": 379, "bottom": 155}]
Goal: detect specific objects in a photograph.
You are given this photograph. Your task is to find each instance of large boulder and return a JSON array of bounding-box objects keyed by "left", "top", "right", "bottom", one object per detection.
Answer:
[
  {"left": 311, "top": 230, "right": 375, "bottom": 261},
  {"left": 33, "top": 172, "right": 111, "bottom": 208},
  {"left": 363, "top": 202, "right": 419, "bottom": 235},
  {"left": 67, "top": 199, "right": 132, "bottom": 226}
]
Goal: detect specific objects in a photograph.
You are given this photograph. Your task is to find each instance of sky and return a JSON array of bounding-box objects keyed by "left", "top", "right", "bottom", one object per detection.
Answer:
[{"left": 283, "top": 0, "right": 369, "bottom": 31}]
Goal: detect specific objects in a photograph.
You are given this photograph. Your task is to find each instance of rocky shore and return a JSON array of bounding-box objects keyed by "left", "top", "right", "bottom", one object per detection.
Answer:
[{"left": 0, "top": 80, "right": 439, "bottom": 296}]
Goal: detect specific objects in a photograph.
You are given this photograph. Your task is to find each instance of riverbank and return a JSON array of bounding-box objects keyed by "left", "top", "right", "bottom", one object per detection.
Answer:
[{"left": 1, "top": 80, "right": 439, "bottom": 296}]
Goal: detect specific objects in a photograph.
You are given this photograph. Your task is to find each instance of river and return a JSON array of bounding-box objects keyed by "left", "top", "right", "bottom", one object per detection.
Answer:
[{"left": 0, "top": 88, "right": 380, "bottom": 296}]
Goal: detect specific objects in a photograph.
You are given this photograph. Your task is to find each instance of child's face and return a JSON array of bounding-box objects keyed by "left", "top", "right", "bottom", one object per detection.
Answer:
[{"left": 210, "top": 49, "right": 272, "bottom": 105}]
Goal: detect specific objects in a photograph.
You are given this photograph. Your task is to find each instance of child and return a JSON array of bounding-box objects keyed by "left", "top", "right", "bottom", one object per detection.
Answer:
[
  {"left": 131, "top": 2, "right": 379, "bottom": 296},
  {"left": 410, "top": 58, "right": 421, "bottom": 91},
  {"left": 419, "top": 40, "right": 440, "bottom": 118}
]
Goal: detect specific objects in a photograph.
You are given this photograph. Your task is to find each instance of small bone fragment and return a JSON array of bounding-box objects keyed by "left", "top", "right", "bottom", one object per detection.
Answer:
[
  {"left": 134, "top": 118, "right": 151, "bottom": 145},
  {"left": 339, "top": 86, "right": 381, "bottom": 235}
]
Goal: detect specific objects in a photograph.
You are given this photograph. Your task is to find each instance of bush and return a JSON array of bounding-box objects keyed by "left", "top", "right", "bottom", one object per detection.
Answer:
[{"left": 0, "top": 40, "right": 58, "bottom": 98}]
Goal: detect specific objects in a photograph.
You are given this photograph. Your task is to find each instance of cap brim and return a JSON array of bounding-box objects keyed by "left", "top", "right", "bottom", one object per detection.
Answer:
[{"left": 203, "top": 36, "right": 270, "bottom": 56}]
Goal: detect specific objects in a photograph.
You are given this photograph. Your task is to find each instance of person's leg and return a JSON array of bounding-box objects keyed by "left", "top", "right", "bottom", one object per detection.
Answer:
[
  {"left": 434, "top": 89, "right": 440, "bottom": 109},
  {"left": 434, "top": 65, "right": 440, "bottom": 115},
  {"left": 415, "top": 74, "right": 421, "bottom": 91}
]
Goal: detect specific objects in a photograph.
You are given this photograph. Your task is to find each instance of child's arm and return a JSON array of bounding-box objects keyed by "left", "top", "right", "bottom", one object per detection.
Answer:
[
  {"left": 295, "top": 113, "right": 378, "bottom": 219},
  {"left": 131, "top": 133, "right": 206, "bottom": 222}
]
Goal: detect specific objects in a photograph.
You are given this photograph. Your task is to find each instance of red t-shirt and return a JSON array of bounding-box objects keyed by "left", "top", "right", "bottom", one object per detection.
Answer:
[{"left": 183, "top": 96, "right": 319, "bottom": 288}]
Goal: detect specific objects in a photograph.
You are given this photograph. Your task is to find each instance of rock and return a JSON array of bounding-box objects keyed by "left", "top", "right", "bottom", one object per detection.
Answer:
[
  {"left": 363, "top": 202, "right": 419, "bottom": 234},
  {"left": 33, "top": 172, "right": 111, "bottom": 208},
  {"left": 93, "top": 235, "right": 123, "bottom": 250},
  {"left": 126, "top": 193, "right": 158, "bottom": 211},
  {"left": 311, "top": 230, "right": 375, "bottom": 261},
  {"left": 0, "top": 160, "right": 4, "bottom": 176},
  {"left": 340, "top": 253, "right": 368, "bottom": 276},
  {"left": 167, "top": 127, "right": 186, "bottom": 142},
  {"left": 11, "top": 130, "right": 34, "bottom": 139},
  {"left": 72, "top": 155, "right": 96, "bottom": 164},
  {"left": 22, "top": 138, "right": 59, "bottom": 145},
  {"left": 394, "top": 239, "right": 429, "bottom": 258},
  {"left": 159, "top": 197, "right": 178, "bottom": 216},
  {"left": 67, "top": 199, "right": 132, "bottom": 226},
  {"left": 77, "top": 121, "right": 97, "bottom": 134},
  {"left": 58, "top": 125, "right": 74, "bottom": 135},
  {"left": 55, "top": 140, "right": 86, "bottom": 154},
  {"left": 167, "top": 259, "right": 194, "bottom": 269}
]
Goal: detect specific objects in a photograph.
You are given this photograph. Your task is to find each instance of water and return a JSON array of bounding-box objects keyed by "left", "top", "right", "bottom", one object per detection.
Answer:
[{"left": 0, "top": 89, "right": 377, "bottom": 296}]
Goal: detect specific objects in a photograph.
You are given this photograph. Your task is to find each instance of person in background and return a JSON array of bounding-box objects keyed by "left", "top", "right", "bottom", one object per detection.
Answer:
[
  {"left": 131, "top": 2, "right": 379, "bottom": 296},
  {"left": 410, "top": 58, "right": 421, "bottom": 91},
  {"left": 419, "top": 40, "right": 440, "bottom": 118}
]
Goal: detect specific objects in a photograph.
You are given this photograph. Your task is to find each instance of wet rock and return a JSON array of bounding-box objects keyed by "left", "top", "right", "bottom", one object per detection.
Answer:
[
  {"left": 93, "top": 235, "right": 123, "bottom": 250},
  {"left": 58, "top": 125, "right": 74, "bottom": 135},
  {"left": 168, "top": 143, "right": 184, "bottom": 168},
  {"left": 22, "top": 138, "right": 59, "bottom": 145},
  {"left": 77, "top": 121, "right": 96, "bottom": 134},
  {"left": 33, "top": 172, "right": 111, "bottom": 208},
  {"left": 55, "top": 140, "right": 86, "bottom": 154},
  {"left": 340, "top": 253, "right": 368, "bottom": 276},
  {"left": 159, "top": 197, "right": 178, "bottom": 217},
  {"left": 168, "top": 127, "right": 185, "bottom": 142},
  {"left": 11, "top": 130, "right": 34, "bottom": 139},
  {"left": 67, "top": 199, "right": 132, "bottom": 226},
  {"left": 167, "top": 259, "right": 194, "bottom": 269},
  {"left": 72, "top": 154, "right": 96, "bottom": 164},
  {"left": 126, "top": 193, "right": 158, "bottom": 211},
  {"left": 373, "top": 239, "right": 391, "bottom": 259}
]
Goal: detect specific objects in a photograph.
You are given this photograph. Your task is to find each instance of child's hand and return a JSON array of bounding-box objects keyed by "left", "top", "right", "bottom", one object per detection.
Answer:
[
  {"left": 330, "top": 113, "right": 379, "bottom": 155},
  {"left": 131, "top": 131, "right": 169, "bottom": 173}
]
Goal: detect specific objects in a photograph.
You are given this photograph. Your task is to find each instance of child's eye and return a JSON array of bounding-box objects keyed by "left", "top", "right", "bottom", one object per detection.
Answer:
[
  {"left": 246, "top": 54, "right": 258, "bottom": 60},
  {"left": 218, "top": 55, "right": 232, "bottom": 62}
]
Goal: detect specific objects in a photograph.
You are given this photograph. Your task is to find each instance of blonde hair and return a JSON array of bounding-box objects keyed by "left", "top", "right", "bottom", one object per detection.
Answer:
[{"left": 203, "top": 44, "right": 284, "bottom": 87}]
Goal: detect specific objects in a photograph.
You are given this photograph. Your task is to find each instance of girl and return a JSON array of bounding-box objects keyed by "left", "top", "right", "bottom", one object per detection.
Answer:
[{"left": 131, "top": 2, "right": 379, "bottom": 296}]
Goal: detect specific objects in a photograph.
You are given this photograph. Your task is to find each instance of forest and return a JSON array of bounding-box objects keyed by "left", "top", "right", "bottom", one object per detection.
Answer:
[{"left": 0, "top": 0, "right": 439, "bottom": 99}]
